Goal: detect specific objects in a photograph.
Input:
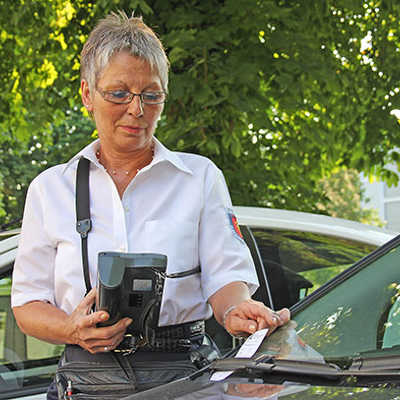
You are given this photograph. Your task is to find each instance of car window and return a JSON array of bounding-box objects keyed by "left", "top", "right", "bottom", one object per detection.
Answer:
[
  {"left": 293, "top": 241, "right": 400, "bottom": 359},
  {"left": 250, "top": 229, "right": 376, "bottom": 309},
  {"left": 0, "top": 272, "right": 62, "bottom": 398},
  {"left": 0, "top": 235, "right": 15, "bottom": 241}
]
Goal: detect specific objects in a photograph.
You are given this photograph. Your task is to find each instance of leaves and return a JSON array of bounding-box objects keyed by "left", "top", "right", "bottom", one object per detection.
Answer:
[{"left": 1, "top": 0, "right": 400, "bottom": 225}]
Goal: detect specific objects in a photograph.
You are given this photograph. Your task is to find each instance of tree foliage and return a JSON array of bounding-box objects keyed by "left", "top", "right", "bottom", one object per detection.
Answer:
[
  {"left": 0, "top": 108, "right": 94, "bottom": 226},
  {"left": 1, "top": 0, "right": 400, "bottom": 226},
  {"left": 317, "top": 167, "right": 385, "bottom": 226}
]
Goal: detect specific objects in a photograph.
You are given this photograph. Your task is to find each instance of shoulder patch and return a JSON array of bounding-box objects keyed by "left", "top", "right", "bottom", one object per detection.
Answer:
[{"left": 226, "top": 208, "right": 244, "bottom": 242}]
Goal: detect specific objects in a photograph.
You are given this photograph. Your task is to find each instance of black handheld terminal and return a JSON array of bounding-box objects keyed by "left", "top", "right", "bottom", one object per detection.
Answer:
[{"left": 96, "top": 251, "right": 167, "bottom": 335}]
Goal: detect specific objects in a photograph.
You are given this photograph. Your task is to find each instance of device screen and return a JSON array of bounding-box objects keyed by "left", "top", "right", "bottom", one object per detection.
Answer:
[{"left": 133, "top": 279, "right": 153, "bottom": 291}]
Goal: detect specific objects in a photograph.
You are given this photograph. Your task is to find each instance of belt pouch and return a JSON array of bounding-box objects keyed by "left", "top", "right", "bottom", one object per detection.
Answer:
[
  {"left": 55, "top": 345, "right": 198, "bottom": 399},
  {"left": 130, "top": 359, "right": 198, "bottom": 392},
  {"left": 55, "top": 345, "right": 136, "bottom": 399}
]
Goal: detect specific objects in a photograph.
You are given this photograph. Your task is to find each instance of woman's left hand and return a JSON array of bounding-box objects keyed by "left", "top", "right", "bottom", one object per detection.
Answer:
[{"left": 223, "top": 299, "right": 290, "bottom": 338}]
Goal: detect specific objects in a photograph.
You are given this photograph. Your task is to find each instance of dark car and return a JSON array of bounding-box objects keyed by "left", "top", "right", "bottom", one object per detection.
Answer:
[
  {"left": 0, "top": 207, "right": 396, "bottom": 399},
  {"left": 120, "top": 232, "right": 400, "bottom": 399}
]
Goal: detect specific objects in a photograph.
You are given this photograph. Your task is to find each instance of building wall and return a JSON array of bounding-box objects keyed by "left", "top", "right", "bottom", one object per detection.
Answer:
[
  {"left": 383, "top": 183, "right": 400, "bottom": 231},
  {"left": 361, "top": 172, "right": 400, "bottom": 232}
]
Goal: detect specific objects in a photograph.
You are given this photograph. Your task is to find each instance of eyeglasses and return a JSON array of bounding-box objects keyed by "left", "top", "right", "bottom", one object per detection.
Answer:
[{"left": 97, "top": 88, "right": 167, "bottom": 105}]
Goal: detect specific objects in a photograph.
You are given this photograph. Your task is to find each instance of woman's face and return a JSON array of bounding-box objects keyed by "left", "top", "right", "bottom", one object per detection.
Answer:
[{"left": 81, "top": 51, "right": 164, "bottom": 153}]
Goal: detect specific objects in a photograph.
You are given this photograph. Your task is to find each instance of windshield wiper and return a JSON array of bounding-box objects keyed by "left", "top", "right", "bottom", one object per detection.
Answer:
[
  {"left": 213, "top": 356, "right": 341, "bottom": 380},
  {"left": 349, "top": 353, "right": 400, "bottom": 372},
  {"left": 212, "top": 354, "right": 400, "bottom": 385}
]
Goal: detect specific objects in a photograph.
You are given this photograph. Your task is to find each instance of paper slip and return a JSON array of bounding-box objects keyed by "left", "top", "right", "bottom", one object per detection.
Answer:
[{"left": 210, "top": 328, "right": 268, "bottom": 381}]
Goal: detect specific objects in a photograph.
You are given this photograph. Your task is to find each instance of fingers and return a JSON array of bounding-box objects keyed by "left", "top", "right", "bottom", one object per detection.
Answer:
[
  {"left": 87, "top": 309, "right": 109, "bottom": 327},
  {"left": 77, "top": 288, "right": 97, "bottom": 314},
  {"left": 228, "top": 314, "right": 258, "bottom": 337},
  {"left": 81, "top": 317, "right": 132, "bottom": 354},
  {"left": 72, "top": 288, "right": 110, "bottom": 330},
  {"left": 224, "top": 300, "right": 291, "bottom": 337},
  {"left": 264, "top": 308, "right": 290, "bottom": 334},
  {"left": 74, "top": 288, "right": 112, "bottom": 329},
  {"left": 87, "top": 327, "right": 128, "bottom": 354},
  {"left": 277, "top": 308, "right": 291, "bottom": 323},
  {"left": 223, "top": 302, "right": 261, "bottom": 337},
  {"left": 68, "top": 291, "right": 133, "bottom": 353}
]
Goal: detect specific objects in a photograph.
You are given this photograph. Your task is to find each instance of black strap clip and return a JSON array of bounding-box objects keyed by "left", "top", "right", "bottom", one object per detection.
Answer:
[
  {"left": 114, "top": 334, "right": 148, "bottom": 356},
  {"left": 76, "top": 218, "right": 92, "bottom": 239}
]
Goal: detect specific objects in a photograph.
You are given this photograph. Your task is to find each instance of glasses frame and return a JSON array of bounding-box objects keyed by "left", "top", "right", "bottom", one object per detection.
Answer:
[{"left": 96, "top": 88, "right": 167, "bottom": 105}]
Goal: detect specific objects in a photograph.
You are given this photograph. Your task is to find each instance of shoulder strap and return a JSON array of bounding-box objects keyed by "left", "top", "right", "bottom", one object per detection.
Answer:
[
  {"left": 166, "top": 265, "right": 201, "bottom": 278},
  {"left": 75, "top": 157, "right": 92, "bottom": 295}
]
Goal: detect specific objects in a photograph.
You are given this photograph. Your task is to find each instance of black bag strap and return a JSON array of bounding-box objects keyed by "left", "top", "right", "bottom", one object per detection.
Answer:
[
  {"left": 75, "top": 157, "right": 92, "bottom": 295},
  {"left": 166, "top": 265, "right": 201, "bottom": 278}
]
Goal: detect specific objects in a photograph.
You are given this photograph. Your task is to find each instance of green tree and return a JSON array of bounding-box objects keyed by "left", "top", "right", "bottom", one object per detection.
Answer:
[
  {"left": 317, "top": 167, "right": 385, "bottom": 227},
  {"left": 0, "top": 108, "right": 94, "bottom": 228},
  {"left": 1, "top": 0, "right": 400, "bottom": 225}
]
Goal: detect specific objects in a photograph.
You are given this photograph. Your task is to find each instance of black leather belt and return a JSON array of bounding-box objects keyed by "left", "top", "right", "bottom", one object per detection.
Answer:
[{"left": 114, "top": 320, "right": 205, "bottom": 355}]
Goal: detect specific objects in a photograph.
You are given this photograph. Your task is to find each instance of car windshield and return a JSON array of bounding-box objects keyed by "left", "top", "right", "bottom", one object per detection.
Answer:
[{"left": 262, "top": 234, "right": 400, "bottom": 366}]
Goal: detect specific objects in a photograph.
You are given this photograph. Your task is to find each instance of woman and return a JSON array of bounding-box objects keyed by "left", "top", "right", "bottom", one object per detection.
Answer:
[{"left": 11, "top": 11, "right": 289, "bottom": 399}]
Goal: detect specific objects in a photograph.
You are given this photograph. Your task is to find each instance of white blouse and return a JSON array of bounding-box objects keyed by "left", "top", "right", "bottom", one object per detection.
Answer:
[{"left": 11, "top": 138, "right": 258, "bottom": 326}]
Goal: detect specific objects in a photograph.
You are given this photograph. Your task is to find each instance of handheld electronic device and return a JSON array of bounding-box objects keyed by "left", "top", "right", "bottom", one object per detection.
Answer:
[{"left": 96, "top": 251, "right": 167, "bottom": 335}]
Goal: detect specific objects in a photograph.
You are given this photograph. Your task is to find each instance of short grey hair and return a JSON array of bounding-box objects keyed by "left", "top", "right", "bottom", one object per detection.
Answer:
[{"left": 80, "top": 10, "right": 169, "bottom": 94}]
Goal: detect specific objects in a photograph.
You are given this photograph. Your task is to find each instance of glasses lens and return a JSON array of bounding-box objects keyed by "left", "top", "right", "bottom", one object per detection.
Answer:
[
  {"left": 103, "top": 90, "right": 132, "bottom": 104},
  {"left": 141, "top": 92, "right": 166, "bottom": 104}
]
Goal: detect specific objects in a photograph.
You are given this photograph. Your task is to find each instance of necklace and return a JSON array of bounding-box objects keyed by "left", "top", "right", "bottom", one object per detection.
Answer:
[{"left": 95, "top": 145, "right": 155, "bottom": 176}]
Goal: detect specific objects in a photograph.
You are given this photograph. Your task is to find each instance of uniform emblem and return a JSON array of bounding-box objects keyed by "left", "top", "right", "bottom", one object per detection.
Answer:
[{"left": 227, "top": 209, "right": 244, "bottom": 241}]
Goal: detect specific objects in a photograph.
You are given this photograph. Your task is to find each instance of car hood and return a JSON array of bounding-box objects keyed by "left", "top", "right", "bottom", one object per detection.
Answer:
[
  {"left": 122, "top": 321, "right": 400, "bottom": 400},
  {"left": 121, "top": 375, "right": 400, "bottom": 400}
]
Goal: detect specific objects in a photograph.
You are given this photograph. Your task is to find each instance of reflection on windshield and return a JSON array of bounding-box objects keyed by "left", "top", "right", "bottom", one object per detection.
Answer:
[
  {"left": 292, "top": 245, "right": 400, "bottom": 360},
  {"left": 172, "top": 381, "right": 400, "bottom": 399},
  {"left": 173, "top": 380, "right": 400, "bottom": 399},
  {"left": 174, "top": 381, "right": 309, "bottom": 399},
  {"left": 296, "top": 305, "right": 353, "bottom": 354},
  {"left": 255, "top": 321, "right": 325, "bottom": 363}
]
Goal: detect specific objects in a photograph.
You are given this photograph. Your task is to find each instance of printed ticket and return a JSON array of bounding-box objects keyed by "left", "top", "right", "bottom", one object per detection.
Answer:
[{"left": 210, "top": 328, "right": 268, "bottom": 381}]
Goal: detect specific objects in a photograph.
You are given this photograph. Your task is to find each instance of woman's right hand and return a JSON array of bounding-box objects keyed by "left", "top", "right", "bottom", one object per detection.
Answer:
[{"left": 67, "top": 288, "right": 132, "bottom": 354}]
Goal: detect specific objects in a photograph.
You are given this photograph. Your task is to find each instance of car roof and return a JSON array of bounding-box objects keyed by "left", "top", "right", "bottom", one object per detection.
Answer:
[
  {"left": 0, "top": 234, "right": 19, "bottom": 270},
  {"left": 233, "top": 206, "right": 397, "bottom": 247}
]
